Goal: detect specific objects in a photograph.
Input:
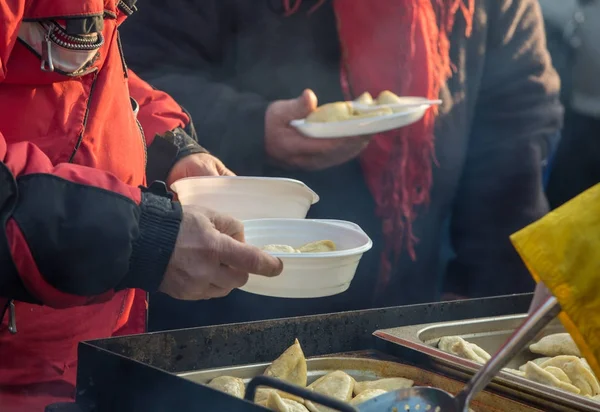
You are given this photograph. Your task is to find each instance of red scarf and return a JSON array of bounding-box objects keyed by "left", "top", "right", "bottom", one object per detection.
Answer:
[{"left": 284, "top": 0, "right": 474, "bottom": 294}]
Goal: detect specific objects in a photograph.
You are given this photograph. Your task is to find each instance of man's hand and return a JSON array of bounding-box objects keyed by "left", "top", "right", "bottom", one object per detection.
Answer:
[
  {"left": 265, "top": 89, "right": 371, "bottom": 171},
  {"left": 167, "top": 153, "right": 235, "bottom": 187},
  {"left": 159, "top": 205, "right": 283, "bottom": 300}
]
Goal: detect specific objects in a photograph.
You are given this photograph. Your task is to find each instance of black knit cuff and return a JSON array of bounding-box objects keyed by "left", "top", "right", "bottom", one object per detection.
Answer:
[
  {"left": 145, "top": 128, "right": 209, "bottom": 184},
  {"left": 120, "top": 182, "right": 182, "bottom": 292}
]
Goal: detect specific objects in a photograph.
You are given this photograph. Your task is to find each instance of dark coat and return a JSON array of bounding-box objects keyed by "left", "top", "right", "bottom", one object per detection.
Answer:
[{"left": 121, "top": 0, "right": 562, "bottom": 329}]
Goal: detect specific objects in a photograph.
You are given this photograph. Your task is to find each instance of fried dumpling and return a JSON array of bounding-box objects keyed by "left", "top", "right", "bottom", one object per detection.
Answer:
[
  {"left": 523, "top": 361, "right": 580, "bottom": 394},
  {"left": 306, "top": 102, "right": 353, "bottom": 123},
  {"left": 297, "top": 240, "right": 336, "bottom": 253},
  {"left": 254, "top": 389, "right": 304, "bottom": 405},
  {"left": 563, "top": 359, "right": 600, "bottom": 396},
  {"left": 438, "top": 336, "right": 491, "bottom": 364},
  {"left": 351, "top": 107, "right": 393, "bottom": 118},
  {"left": 544, "top": 366, "right": 572, "bottom": 383},
  {"left": 349, "top": 389, "right": 386, "bottom": 405},
  {"left": 530, "top": 333, "right": 581, "bottom": 357},
  {"left": 305, "top": 371, "right": 354, "bottom": 412},
  {"left": 264, "top": 339, "right": 308, "bottom": 387},
  {"left": 207, "top": 376, "right": 246, "bottom": 398},
  {"left": 262, "top": 244, "right": 300, "bottom": 253},
  {"left": 519, "top": 357, "right": 552, "bottom": 372},
  {"left": 376, "top": 90, "right": 402, "bottom": 106},
  {"left": 538, "top": 355, "right": 600, "bottom": 395},
  {"left": 353, "top": 377, "right": 413, "bottom": 395},
  {"left": 503, "top": 368, "right": 527, "bottom": 377},
  {"left": 265, "top": 391, "right": 310, "bottom": 412},
  {"left": 354, "top": 92, "right": 374, "bottom": 106}
]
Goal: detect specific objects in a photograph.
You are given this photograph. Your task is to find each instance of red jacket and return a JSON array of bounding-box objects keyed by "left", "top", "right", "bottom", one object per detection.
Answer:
[{"left": 0, "top": 1, "right": 197, "bottom": 410}]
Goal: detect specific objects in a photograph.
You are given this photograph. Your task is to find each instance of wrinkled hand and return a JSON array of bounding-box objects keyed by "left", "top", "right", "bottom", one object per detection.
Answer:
[
  {"left": 159, "top": 205, "right": 283, "bottom": 300},
  {"left": 167, "top": 153, "right": 234, "bottom": 187},
  {"left": 265, "top": 89, "right": 371, "bottom": 171}
]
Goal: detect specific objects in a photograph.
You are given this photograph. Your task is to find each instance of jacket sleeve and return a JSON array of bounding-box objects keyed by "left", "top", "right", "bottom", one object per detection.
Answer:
[
  {"left": 446, "top": 0, "right": 563, "bottom": 297},
  {"left": 127, "top": 70, "right": 209, "bottom": 183},
  {"left": 0, "top": 1, "right": 182, "bottom": 308},
  {"left": 120, "top": 0, "right": 269, "bottom": 176}
]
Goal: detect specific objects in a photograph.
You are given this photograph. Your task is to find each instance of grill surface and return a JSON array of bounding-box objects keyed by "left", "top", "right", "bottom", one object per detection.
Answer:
[{"left": 75, "top": 294, "right": 532, "bottom": 411}]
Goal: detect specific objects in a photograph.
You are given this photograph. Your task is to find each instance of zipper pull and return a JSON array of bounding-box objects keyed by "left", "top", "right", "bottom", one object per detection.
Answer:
[
  {"left": 7, "top": 300, "right": 16, "bottom": 334},
  {"left": 41, "top": 26, "right": 55, "bottom": 73}
]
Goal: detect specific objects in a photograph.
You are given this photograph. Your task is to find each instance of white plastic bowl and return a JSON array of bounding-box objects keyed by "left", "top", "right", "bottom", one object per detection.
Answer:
[
  {"left": 240, "top": 219, "right": 373, "bottom": 298},
  {"left": 170, "top": 177, "right": 319, "bottom": 220}
]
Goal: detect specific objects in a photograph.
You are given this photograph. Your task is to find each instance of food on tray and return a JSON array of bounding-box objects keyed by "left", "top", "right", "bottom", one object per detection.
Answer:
[
  {"left": 438, "top": 336, "right": 491, "bottom": 364},
  {"left": 437, "top": 333, "right": 600, "bottom": 402},
  {"left": 264, "top": 339, "right": 308, "bottom": 387},
  {"left": 262, "top": 244, "right": 300, "bottom": 254},
  {"left": 305, "top": 371, "right": 354, "bottom": 412},
  {"left": 305, "top": 91, "right": 397, "bottom": 124},
  {"left": 529, "top": 333, "right": 581, "bottom": 357},
  {"left": 353, "top": 377, "right": 414, "bottom": 394},
  {"left": 354, "top": 92, "right": 374, "bottom": 106},
  {"left": 207, "top": 376, "right": 246, "bottom": 398},
  {"left": 306, "top": 102, "right": 353, "bottom": 123},
  {"left": 260, "top": 391, "right": 310, "bottom": 412},
  {"left": 523, "top": 361, "right": 581, "bottom": 394},
  {"left": 375, "top": 90, "right": 404, "bottom": 110},
  {"left": 349, "top": 389, "right": 386, "bottom": 405},
  {"left": 205, "top": 339, "right": 420, "bottom": 410},
  {"left": 261, "top": 240, "right": 337, "bottom": 254}
]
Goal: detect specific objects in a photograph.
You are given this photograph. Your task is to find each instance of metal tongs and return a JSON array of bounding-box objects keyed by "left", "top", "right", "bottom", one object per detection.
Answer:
[{"left": 358, "top": 294, "right": 562, "bottom": 412}]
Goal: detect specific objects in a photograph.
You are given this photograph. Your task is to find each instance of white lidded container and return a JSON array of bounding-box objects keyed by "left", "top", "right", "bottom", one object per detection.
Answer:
[
  {"left": 170, "top": 176, "right": 319, "bottom": 220},
  {"left": 241, "top": 219, "right": 373, "bottom": 298}
]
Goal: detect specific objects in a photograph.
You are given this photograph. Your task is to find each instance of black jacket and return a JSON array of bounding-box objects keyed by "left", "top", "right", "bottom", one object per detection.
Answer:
[{"left": 121, "top": 0, "right": 562, "bottom": 329}]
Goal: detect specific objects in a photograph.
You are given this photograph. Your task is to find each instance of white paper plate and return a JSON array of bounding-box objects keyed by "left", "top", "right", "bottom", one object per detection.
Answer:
[
  {"left": 240, "top": 219, "right": 373, "bottom": 298},
  {"left": 171, "top": 176, "right": 319, "bottom": 220},
  {"left": 290, "top": 97, "right": 439, "bottom": 139}
]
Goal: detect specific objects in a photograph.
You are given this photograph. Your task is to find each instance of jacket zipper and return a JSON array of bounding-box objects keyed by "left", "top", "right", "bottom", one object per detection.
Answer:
[
  {"left": 68, "top": 73, "right": 99, "bottom": 163},
  {"left": 40, "top": 22, "right": 104, "bottom": 74},
  {"left": 136, "top": 117, "right": 148, "bottom": 168}
]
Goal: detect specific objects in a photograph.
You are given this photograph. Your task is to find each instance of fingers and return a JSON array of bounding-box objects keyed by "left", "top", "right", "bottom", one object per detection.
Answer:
[
  {"left": 203, "top": 284, "right": 232, "bottom": 299},
  {"left": 218, "top": 235, "right": 283, "bottom": 277},
  {"left": 210, "top": 212, "right": 245, "bottom": 242},
  {"left": 300, "top": 89, "right": 318, "bottom": 112},
  {"left": 210, "top": 264, "right": 250, "bottom": 290}
]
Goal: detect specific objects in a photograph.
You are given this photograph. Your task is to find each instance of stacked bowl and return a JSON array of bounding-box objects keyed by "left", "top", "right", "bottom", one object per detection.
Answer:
[{"left": 171, "top": 177, "right": 373, "bottom": 298}]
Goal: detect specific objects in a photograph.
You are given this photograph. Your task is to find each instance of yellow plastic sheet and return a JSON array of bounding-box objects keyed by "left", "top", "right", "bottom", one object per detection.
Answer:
[{"left": 510, "top": 183, "right": 600, "bottom": 380}]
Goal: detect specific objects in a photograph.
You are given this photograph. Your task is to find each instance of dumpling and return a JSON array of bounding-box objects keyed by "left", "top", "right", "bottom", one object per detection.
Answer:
[
  {"left": 254, "top": 389, "right": 303, "bottom": 405},
  {"left": 306, "top": 102, "right": 353, "bottom": 123},
  {"left": 563, "top": 359, "right": 600, "bottom": 396},
  {"left": 305, "top": 371, "right": 354, "bottom": 412},
  {"left": 376, "top": 90, "right": 402, "bottom": 106},
  {"left": 264, "top": 391, "right": 310, "bottom": 412},
  {"left": 523, "top": 361, "right": 580, "bottom": 394},
  {"left": 438, "top": 336, "right": 491, "bottom": 364},
  {"left": 349, "top": 389, "right": 386, "bottom": 405},
  {"left": 264, "top": 339, "right": 308, "bottom": 387},
  {"left": 519, "top": 357, "right": 552, "bottom": 372},
  {"left": 539, "top": 356, "right": 600, "bottom": 396},
  {"left": 262, "top": 244, "right": 299, "bottom": 253},
  {"left": 544, "top": 366, "right": 572, "bottom": 383},
  {"left": 353, "top": 377, "right": 413, "bottom": 395},
  {"left": 530, "top": 333, "right": 581, "bottom": 357},
  {"left": 354, "top": 92, "right": 374, "bottom": 106},
  {"left": 351, "top": 107, "right": 393, "bottom": 118},
  {"left": 207, "top": 376, "right": 246, "bottom": 398},
  {"left": 503, "top": 368, "right": 527, "bottom": 377},
  {"left": 297, "top": 240, "right": 336, "bottom": 253}
]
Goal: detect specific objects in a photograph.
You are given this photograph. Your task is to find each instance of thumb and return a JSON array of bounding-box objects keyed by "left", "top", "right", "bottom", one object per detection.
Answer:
[{"left": 280, "top": 89, "right": 318, "bottom": 120}]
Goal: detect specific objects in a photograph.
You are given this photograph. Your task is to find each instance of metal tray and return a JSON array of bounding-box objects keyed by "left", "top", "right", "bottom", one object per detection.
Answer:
[
  {"left": 373, "top": 314, "right": 600, "bottom": 411},
  {"left": 179, "top": 356, "right": 541, "bottom": 411}
]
